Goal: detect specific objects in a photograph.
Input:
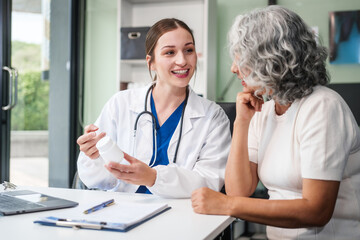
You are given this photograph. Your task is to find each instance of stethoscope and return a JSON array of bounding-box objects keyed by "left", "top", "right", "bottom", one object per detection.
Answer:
[{"left": 133, "top": 83, "right": 189, "bottom": 167}]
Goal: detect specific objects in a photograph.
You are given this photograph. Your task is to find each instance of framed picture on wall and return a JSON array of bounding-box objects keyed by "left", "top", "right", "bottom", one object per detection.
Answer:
[{"left": 329, "top": 10, "right": 360, "bottom": 64}]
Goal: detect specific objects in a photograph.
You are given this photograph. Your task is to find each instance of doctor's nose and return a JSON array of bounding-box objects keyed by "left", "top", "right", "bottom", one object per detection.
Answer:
[{"left": 175, "top": 52, "right": 187, "bottom": 66}]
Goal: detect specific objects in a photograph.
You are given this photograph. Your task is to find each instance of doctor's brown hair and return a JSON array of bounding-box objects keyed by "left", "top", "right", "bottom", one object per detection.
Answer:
[{"left": 145, "top": 18, "right": 195, "bottom": 81}]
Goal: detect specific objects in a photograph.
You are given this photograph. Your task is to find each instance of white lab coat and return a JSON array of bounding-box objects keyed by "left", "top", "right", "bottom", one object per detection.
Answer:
[{"left": 77, "top": 85, "right": 231, "bottom": 198}]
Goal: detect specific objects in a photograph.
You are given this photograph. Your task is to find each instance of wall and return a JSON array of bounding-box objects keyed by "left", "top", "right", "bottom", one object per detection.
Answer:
[
  {"left": 83, "top": 0, "right": 360, "bottom": 122},
  {"left": 83, "top": 0, "right": 118, "bottom": 125},
  {"left": 216, "top": 0, "right": 267, "bottom": 102},
  {"left": 216, "top": 0, "right": 360, "bottom": 102}
]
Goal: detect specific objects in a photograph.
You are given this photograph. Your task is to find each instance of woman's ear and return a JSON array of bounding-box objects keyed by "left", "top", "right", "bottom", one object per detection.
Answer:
[{"left": 146, "top": 55, "right": 155, "bottom": 70}]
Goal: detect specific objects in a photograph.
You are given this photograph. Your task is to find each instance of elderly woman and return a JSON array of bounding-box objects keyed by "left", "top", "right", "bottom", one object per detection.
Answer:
[{"left": 191, "top": 5, "right": 360, "bottom": 239}]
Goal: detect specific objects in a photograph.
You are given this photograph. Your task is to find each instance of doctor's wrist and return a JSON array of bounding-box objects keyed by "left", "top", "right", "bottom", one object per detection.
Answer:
[{"left": 146, "top": 168, "right": 157, "bottom": 187}]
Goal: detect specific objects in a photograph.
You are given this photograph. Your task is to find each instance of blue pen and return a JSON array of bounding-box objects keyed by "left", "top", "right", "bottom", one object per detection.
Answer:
[{"left": 83, "top": 199, "right": 115, "bottom": 214}]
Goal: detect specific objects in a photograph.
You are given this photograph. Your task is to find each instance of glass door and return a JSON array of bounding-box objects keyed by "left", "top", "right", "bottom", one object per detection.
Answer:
[
  {"left": 0, "top": 0, "right": 50, "bottom": 186},
  {"left": 0, "top": 0, "right": 12, "bottom": 183}
]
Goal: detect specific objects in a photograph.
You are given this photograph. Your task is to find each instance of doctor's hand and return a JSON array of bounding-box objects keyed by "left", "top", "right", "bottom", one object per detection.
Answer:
[
  {"left": 104, "top": 152, "right": 157, "bottom": 187},
  {"left": 191, "top": 187, "right": 233, "bottom": 215},
  {"left": 77, "top": 124, "right": 106, "bottom": 159}
]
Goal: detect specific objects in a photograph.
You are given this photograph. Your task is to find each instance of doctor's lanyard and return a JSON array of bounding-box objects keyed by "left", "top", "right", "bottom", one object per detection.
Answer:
[{"left": 133, "top": 83, "right": 189, "bottom": 166}]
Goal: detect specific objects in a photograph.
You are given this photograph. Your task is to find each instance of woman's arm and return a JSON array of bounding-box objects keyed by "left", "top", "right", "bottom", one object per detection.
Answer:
[
  {"left": 230, "top": 179, "right": 339, "bottom": 227},
  {"left": 225, "top": 120, "right": 259, "bottom": 196},
  {"left": 225, "top": 91, "right": 263, "bottom": 196},
  {"left": 192, "top": 178, "right": 340, "bottom": 228}
]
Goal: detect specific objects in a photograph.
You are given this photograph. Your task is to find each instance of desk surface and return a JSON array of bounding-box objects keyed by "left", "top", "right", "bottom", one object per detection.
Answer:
[{"left": 0, "top": 186, "right": 234, "bottom": 240}]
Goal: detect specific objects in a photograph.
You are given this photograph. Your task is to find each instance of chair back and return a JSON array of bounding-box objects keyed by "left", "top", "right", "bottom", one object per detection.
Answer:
[
  {"left": 72, "top": 171, "right": 89, "bottom": 189},
  {"left": 328, "top": 83, "right": 360, "bottom": 126},
  {"left": 217, "top": 102, "right": 236, "bottom": 136}
]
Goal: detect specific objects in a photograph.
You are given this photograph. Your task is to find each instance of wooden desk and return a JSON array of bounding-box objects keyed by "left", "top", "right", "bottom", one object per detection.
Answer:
[{"left": 0, "top": 186, "right": 234, "bottom": 240}]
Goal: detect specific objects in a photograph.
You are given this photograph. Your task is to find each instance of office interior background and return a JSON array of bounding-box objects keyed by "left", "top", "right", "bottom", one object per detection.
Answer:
[{"left": 0, "top": 0, "right": 359, "bottom": 230}]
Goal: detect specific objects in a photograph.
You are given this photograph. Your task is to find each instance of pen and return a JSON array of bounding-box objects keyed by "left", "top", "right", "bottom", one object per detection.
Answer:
[
  {"left": 83, "top": 199, "right": 115, "bottom": 214},
  {"left": 57, "top": 220, "right": 103, "bottom": 230}
]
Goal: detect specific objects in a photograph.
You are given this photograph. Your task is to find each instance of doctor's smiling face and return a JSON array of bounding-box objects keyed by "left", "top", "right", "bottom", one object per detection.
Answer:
[
  {"left": 146, "top": 19, "right": 197, "bottom": 88},
  {"left": 147, "top": 27, "right": 196, "bottom": 89}
]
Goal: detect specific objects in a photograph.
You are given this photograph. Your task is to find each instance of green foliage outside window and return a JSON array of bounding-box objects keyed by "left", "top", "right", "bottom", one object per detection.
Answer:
[
  {"left": 11, "top": 71, "right": 49, "bottom": 130},
  {"left": 10, "top": 41, "right": 49, "bottom": 130}
]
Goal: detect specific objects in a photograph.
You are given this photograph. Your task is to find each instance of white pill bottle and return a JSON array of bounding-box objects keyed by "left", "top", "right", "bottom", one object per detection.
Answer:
[{"left": 96, "top": 136, "right": 124, "bottom": 164}]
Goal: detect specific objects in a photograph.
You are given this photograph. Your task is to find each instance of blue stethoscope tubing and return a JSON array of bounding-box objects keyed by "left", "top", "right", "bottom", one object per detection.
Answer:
[{"left": 133, "top": 83, "right": 189, "bottom": 166}]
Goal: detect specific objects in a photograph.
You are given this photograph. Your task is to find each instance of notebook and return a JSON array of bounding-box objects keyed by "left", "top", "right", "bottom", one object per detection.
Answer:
[{"left": 0, "top": 190, "right": 78, "bottom": 216}]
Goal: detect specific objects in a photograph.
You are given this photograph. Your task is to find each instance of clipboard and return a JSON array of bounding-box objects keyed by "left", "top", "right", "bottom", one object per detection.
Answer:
[{"left": 34, "top": 201, "right": 171, "bottom": 232}]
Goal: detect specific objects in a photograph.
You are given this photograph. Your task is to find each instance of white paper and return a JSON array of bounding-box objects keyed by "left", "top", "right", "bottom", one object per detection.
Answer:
[{"left": 54, "top": 201, "right": 169, "bottom": 228}]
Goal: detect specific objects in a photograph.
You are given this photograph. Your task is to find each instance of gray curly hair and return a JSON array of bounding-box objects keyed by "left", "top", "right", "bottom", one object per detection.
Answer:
[{"left": 229, "top": 5, "right": 330, "bottom": 105}]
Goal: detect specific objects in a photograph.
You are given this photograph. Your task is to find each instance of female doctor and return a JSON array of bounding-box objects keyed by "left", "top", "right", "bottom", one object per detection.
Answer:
[{"left": 77, "top": 18, "right": 231, "bottom": 198}]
